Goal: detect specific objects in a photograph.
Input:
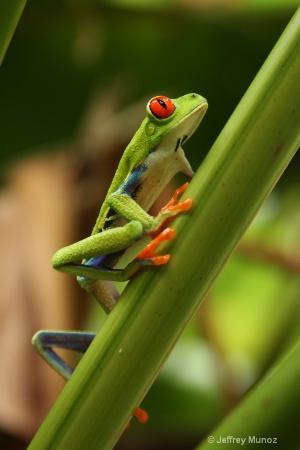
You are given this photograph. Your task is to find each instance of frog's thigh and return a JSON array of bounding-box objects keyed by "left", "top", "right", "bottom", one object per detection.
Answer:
[
  {"left": 89, "top": 220, "right": 143, "bottom": 254},
  {"left": 53, "top": 220, "right": 144, "bottom": 266}
]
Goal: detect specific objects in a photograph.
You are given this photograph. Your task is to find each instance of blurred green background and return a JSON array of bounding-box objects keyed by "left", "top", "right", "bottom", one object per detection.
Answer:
[
  {"left": 2, "top": 0, "right": 299, "bottom": 175},
  {"left": 0, "top": 1, "right": 299, "bottom": 449}
]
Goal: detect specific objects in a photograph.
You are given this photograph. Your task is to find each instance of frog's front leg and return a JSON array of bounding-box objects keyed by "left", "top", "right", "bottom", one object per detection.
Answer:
[
  {"left": 150, "top": 182, "right": 192, "bottom": 238},
  {"left": 134, "top": 182, "right": 193, "bottom": 261},
  {"left": 109, "top": 182, "right": 192, "bottom": 235}
]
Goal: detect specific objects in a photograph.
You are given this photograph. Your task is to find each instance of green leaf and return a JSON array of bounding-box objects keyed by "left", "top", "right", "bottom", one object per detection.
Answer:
[
  {"left": 0, "top": 0, "right": 27, "bottom": 64},
  {"left": 195, "top": 339, "right": 300, "bottom": 449}
]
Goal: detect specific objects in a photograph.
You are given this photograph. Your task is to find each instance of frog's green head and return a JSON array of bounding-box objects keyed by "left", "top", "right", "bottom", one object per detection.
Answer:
[
  {"left": 141, "top": 93, "right": 208, "bottom": 178},
  {"left": 120, "top": 93, "right": 208, "bottom": 186}
]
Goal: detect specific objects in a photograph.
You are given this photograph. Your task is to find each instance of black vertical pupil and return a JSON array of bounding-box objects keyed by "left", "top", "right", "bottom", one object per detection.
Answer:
[{"left": 157, "top": 99, "right": 167, "bottom": 109}]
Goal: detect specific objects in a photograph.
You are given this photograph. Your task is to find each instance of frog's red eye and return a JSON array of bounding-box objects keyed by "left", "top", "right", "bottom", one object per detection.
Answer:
[{"left": 149, "top": 96, "right": 175, "bottom": 119}]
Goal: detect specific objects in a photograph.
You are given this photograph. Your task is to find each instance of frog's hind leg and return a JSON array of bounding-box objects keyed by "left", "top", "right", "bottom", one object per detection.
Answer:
[
  {"left": 32, "top": 329, "right": 149, "bottom": 426},
  {"left": 32, "top": 330, "right": 96, "bottom": 380},
  {"left": 78, "top": 278, "right": 120, "bottom": 313}
]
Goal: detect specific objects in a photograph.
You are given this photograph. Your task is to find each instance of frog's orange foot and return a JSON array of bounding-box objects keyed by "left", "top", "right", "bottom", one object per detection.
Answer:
[
  {"left": 160, "top": 182, "right": 192, "bottom": 212},
  {"left": 134, "top": 407, "right": 149, "bottom": 424},
  {"left": 165, "top": 197, "right": 192, "bottom": 214},
  {"left": 151, "top": 183, "right": 192, "bottom": 238},
  {"left": 126, "top": 407, "right": 149, "bottom": 429},
  {"left": 135, "top": 228, "right": 175, "bottom": 265}
]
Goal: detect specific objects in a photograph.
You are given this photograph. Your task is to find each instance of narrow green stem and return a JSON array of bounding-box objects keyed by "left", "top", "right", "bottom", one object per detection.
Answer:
[
  {"left": 0, "top": 0, "right": 27, "bottom": 64},
  {"left": 29, "top": 8, "right": 300, "bottom": 450}
]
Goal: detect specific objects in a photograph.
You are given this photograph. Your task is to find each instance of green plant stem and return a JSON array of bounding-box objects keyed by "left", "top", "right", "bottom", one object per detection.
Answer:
[
  {"left": 0, "top": 0, "right": 27, "bottom": 64},
  {"left": 29, "top": 8, "right": 300, "bottom": 450},
  {"left": 195, "top": 339, "right": 300, "bottom": 449}
]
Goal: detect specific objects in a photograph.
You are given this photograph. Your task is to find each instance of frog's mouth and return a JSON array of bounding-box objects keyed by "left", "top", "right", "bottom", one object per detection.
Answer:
[
  {"left": 174, "top": 135, "right": 188, "bottom": 152},
  {"left": 172, "top": 101, "right": 208, "bottom": 178},
  {"left": 173, "top": 101, "right": 208, "bottom": 151}
]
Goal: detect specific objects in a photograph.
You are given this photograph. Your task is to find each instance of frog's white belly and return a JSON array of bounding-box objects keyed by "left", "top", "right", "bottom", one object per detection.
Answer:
[{"left": 135, "top": 142, "right": 193, "bottom": 212}]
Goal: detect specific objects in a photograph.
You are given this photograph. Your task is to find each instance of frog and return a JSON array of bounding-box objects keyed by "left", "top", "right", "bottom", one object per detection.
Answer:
[{"left": 32, "top": 93, "right": 208, "bottom": 424}]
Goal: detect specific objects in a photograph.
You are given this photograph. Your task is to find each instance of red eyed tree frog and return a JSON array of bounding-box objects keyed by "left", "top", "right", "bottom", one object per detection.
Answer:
[{"left": 32, "top": 93, "right": 208, "bottom": 424}]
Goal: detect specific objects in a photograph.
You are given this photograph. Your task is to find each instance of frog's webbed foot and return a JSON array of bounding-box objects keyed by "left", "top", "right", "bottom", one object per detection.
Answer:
[
  {"left": 134, "top": 227, "right": 175, "bottom": 265},
  {"left": 160, "top": 181, "right": 192, "bottom": 213},
  {"left": 152, "top": 182, "right": 192, "bottom": 237}
]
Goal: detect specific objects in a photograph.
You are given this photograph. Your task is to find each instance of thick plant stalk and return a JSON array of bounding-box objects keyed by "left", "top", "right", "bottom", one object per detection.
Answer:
[
  {"left": 29, "top": 8, "right": 300, "bottom": 450},
  {"left": 0, "top": 0, "right": 27, "bottom": 64}
]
